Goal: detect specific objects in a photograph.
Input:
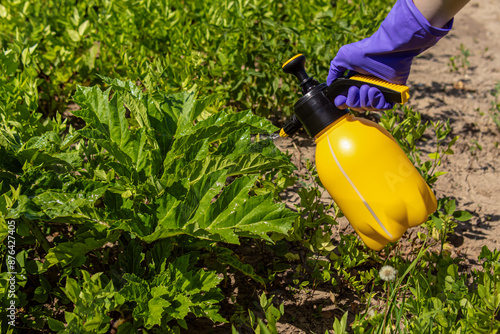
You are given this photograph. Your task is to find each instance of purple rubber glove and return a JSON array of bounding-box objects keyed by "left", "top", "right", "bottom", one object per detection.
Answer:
[
  {"left": 327, "top": 0, "right": 453, "bottom": 111},
  {"left": 334, "top": 85, "right": 394, "bottom": 112}
]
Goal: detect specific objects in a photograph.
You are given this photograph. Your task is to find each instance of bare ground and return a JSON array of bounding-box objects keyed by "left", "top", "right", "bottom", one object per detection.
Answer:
[{"left": 408, "top": 0, "right": 500, "bottom": 263}]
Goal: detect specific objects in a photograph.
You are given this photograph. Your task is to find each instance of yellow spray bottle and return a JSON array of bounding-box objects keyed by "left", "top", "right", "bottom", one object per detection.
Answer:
[{"left": 280, "top": 54, "right": 437, "bottom": 251}]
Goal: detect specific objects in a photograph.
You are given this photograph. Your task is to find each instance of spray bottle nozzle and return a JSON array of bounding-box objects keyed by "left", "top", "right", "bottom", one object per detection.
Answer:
[{"left": 279, "top": 115, "right": 302, "bottom": 137}]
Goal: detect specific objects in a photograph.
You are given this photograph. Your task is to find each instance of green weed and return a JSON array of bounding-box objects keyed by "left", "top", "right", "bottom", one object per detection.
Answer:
[
  {"left": 490, "top": 82, "right": 500, "bottom": 131},
  {"left": 448, "top": 43, "right": 471, "bottom": 74}
]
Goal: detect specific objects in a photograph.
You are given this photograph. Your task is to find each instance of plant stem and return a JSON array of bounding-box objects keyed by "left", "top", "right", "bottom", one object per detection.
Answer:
[
  {"left": 440, "top": 219, "right": 448, "bottom": 256},
  {"left": 25, "top": 218, "right": 51, "bottom": 253},
  {"left": 381, "top": 283, "right": 391, "bottom": 334}
]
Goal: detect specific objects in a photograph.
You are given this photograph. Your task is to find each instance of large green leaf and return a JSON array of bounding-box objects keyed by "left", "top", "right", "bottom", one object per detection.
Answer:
[
  {"left": 32, "top": 186, "right": 107, "bottom": 221},
  {"left": 0, "top": 125, "right": 81, "bottom": 171},
  {"left": 100, "top": 76, "right": 176, "bottom": 162},
  {"left": 100, "top": 76, "right": 219, "bottom": 159},
  {"left": 165, "top": 109, "right": 277, "bottom": 164},
  {"left": 43, "top": 230, "right": 120, "bottom": 270},
  {"left": 197, "top": 191, "right": 295, "bottom": 244},
  {"left": 7, "top": 181, "right": 107, "bottom": 224},
  {"left": 161, "top": 114, "right": 292, "bottom": 187},
  {"left": 138, "top": 172, "right": 297, "bottom": 244},
  {"left": 186, "top": 109, "right": 277, "bottom": 135},
  {"left": 73, "top": 86, "right": 151, "bottom": 174}
]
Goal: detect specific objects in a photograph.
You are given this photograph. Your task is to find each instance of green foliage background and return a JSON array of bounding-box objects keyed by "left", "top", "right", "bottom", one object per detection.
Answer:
[
  {"left": 2, "top": 0, "right": 499, "bottom": 333},
  {"left": 0, "top": 0, "right": 392, "bottom": 117}
]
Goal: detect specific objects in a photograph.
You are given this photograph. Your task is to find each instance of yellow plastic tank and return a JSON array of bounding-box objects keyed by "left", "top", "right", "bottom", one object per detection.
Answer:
[{"left": 315, "top": 114, "right": 437, "bottom": 250}]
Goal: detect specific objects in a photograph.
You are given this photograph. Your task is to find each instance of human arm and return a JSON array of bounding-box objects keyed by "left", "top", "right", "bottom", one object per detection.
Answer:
[{"left": 413, "top": 0, "right": 470, "bottom": 28}]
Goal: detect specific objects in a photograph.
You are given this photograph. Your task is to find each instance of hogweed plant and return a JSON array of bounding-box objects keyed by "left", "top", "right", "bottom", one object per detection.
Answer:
[{"left": 0, "top": 74, "right": 299, "bottom": 332}]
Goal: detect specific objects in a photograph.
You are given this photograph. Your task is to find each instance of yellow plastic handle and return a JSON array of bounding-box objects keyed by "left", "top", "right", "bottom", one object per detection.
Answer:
[{"left": 349, "top": 74, "right": 410, "bottom": 104}]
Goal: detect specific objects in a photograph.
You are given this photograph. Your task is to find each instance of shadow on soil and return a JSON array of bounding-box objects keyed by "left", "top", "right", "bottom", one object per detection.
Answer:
[{"left": 179, "top": 274, "right": 344, "bottom": 334}]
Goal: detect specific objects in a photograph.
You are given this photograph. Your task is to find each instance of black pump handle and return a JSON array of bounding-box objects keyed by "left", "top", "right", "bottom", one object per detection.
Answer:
[
  {"left": 280, "top": 54, "right": 410, "bottom": 137},
  {"left": 282, "top": 54, "right": 317, "bottom": 94}
]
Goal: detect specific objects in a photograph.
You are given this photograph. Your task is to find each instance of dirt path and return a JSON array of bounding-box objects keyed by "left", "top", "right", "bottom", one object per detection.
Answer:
[{"left": 408, "top": 0, "right": 500, "bottom": 263}]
